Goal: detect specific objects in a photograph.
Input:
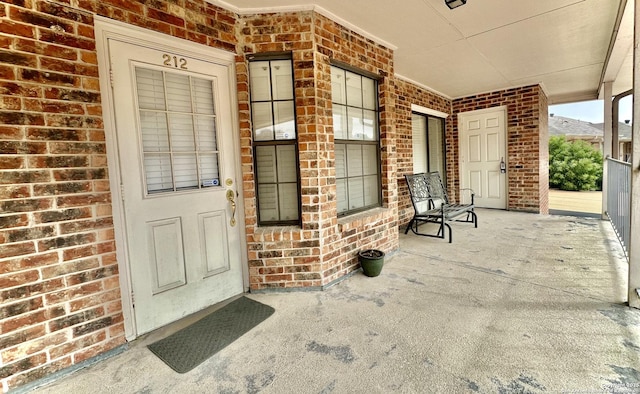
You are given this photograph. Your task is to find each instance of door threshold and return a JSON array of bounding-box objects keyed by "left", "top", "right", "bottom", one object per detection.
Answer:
[{"left": 131, "top": 293, "right": 246, "bottom": 348}]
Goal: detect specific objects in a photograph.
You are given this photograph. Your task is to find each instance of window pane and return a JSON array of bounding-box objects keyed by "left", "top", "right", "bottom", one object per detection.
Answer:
[
  {"left": 140, "top": 111, "right": 169, "bottom": 152},
  {"left": 256, "top": 146, "right": 277, "bottom": 183},
  {"left": 252, "top": 102, "right": 274, "bottom": 141},
  {"left": 274, "top": 101, "right": 296, "bottom": 140},
  {"left": 144, "top": 154, "right": 173, "bottom": 192},
  {"left": 333, "top": 104, "right": 347, "bottom": 139},
  {"left": 346, "top": 71, "right": 362, "bottom": 107},
  {"left": 363, "top": 110, "right": 377, "bottom": 141},
  {"left": 136, "top": 67, "right": 219, "bottom": 196},
  {"left": 278, "top": 183, "right": 298, "bottom": 220},
  {"left": 199, "top": 153, "right": 219, "bottom": 187},
  {"left": 250, "top": 58, "right": 300, "bottom": 224},
  {"left": 362, "top": 145, "right": 378, "bottom": 175},
  {"left": 276, "top": 145, "right": 297, "bottom": 183},
  {"left": 335, "top": 144, "right": 346, "bottom": 178},
  {"left": 173, "top": 154, "right": 198, "bottom": 189},
  {"left": 336, "top": 179, "right": 348, "bottom": 213},
  {"left": 331, "top": 68, "right": 346, "bottom": 105},
  {"left": 428, "top": 117, "right": 444, "bottom": 175},
  {"left": 168, "top": 114, "right": 195, "bottom": 151},
  {"left": 258, "top": 184, "right": 278, "bottom": 221},
  {"left": 194, "top": 115, "right": 217, "bottom": 151},
  {"left": 412, "top": 113, "right": 427, "bottom": 174},
  {"left": 249, "top": 62, "right": 272, "bottom": 101},
  {"left": 192, "top": 78, "right": 215, "bottom": 115},
  {"left": 271, "top": 60, "right": 293, "bottom": 100},
  {"left": 347, "top": 145, "right": 363, "bottom": 176},
  {"left": 165, "top": 73, "right": 192, "bottom": 112},
  {"left": 363, "top": 175, "right": 378, "bottom": 206},
  {"left": 347, "top": 107, "right": 363, "bottom": 140},
  {"left": 331, "top": 66, "right": 380, "bottom": 215},
  {"left": 348, "top": 177, "right": 364, "bottom": 209},
  {"left": 135, "top": 68, "right": 165, "bottom": 110},
  {"left": 362, "top": 77, "right": 376, "bottom": 110}
]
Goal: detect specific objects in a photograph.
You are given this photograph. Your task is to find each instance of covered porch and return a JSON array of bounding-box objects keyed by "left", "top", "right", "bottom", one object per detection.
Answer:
[
  {"left": 32, "top": 209, "right": 639, "bottom": 393},
  {"left": 2, "top": 0, "right": 640, "bottom": 390}
]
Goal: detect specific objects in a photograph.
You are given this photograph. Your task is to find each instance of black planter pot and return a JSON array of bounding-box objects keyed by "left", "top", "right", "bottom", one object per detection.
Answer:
[{"left": 358, "top": 249, "right": 385, "bottom": 277}]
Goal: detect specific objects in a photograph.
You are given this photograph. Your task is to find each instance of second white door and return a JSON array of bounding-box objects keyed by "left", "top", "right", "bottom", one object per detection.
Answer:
[{"left": 459, "top": 108, "right": 507, "bottom": 209}]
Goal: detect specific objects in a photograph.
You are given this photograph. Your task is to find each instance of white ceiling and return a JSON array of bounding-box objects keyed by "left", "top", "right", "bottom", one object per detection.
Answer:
[{"left": 212, "top": 0, "right": 632, "bottom": 104}]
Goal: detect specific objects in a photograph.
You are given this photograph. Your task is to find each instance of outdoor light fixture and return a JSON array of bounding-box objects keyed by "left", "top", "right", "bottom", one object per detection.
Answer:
[{"left": 445, "top": 0, "right": 466, "bottom": 9}]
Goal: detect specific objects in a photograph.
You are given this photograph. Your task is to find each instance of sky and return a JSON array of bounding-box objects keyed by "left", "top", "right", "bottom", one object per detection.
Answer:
[{"left": 549, "top": 95, "right": 633, "bottom": 124}]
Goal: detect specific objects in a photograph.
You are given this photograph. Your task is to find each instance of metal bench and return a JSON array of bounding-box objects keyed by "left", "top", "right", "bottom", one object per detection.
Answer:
[{"left": 404, "top": 172, "right": 477, "bottom": 243}]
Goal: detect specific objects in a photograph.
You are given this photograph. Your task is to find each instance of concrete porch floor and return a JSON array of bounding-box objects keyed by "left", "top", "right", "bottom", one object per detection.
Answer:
[{"left": 31, "top": 209, "right": 640, "bottom": 394}]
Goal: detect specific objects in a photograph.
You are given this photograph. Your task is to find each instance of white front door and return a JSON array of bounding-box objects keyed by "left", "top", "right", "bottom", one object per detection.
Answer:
[
  {"left": 459, "top": 107, "right": 507, "bottom": 209},
  {"left": 108, "top": 39, "right": 244, "bottom": 334}
]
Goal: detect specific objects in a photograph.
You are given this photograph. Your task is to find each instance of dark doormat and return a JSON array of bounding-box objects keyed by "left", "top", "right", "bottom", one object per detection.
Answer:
[{"left": 148, "top": 296, "right": 275, "bottom": 373}]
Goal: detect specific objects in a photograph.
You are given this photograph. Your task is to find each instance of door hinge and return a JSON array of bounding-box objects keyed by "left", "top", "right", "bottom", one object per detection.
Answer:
[
  {"left": 131, "top": 291, "right": 135, "bottom": 308},
  {"left": 109, "top": 68, "right": 114, "bottom": 88},
  {"left": 120, "top": 184, "right": 125, "bottom": 201}
]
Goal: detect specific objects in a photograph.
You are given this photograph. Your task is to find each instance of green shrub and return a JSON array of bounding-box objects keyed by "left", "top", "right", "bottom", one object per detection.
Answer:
[{"left": 549, "top": 135, "right": 603, "bottom": 191}]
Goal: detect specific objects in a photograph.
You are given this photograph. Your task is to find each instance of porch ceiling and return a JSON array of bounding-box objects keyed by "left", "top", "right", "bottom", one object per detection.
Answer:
[{"left": 213, "top": 0, "right": 632, "bottom": 104}]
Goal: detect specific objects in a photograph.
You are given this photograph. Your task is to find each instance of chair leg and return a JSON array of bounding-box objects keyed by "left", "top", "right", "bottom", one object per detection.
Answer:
[{"left": 405, "top": 218, "right": 414, "bottom": 234}]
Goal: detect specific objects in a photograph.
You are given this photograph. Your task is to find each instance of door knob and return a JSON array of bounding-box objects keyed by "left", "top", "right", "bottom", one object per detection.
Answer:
[{"left": 226, "top": 189, "right": 236, "bottom": 227}]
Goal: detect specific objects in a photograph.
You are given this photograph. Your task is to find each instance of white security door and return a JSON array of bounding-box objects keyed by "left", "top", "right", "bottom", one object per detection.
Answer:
[
  {"left": 459, "top": 108, "right": 507, "bottom": 209},
  {"left": 108, "top": 39, "right": 243, "bottom": 334}
]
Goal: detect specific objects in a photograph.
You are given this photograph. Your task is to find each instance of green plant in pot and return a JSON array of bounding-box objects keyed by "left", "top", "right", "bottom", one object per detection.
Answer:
[{"left": 358, "top": 249, "right": 385, "bottom": 277}]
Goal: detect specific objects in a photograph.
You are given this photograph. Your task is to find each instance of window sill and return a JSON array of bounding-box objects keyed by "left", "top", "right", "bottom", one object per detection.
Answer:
[
  {"left": 337, "top": 207, "right": 390, "bottom": 231},
  {"left": 254, "top": 225, "right": 300, "bottom": 235}
]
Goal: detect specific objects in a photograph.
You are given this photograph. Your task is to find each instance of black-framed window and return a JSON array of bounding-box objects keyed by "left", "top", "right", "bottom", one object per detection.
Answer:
[
  {"left": 412, "top": 112, "right": 445, "bottom": 181},
  {"left": 249, "top": 56, "right": 300, "bottom": 225},
  {"left": 331, "top": 65, "right": 381, "bottom": 216}
]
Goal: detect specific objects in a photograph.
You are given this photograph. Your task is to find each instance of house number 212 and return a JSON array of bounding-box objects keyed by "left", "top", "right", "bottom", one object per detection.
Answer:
[{"left": 162, "top": 54, "right": 187, "bottom": 69}]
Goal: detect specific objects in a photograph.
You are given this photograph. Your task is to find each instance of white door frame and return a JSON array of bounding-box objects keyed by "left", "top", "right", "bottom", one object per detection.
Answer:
[
  {"left": 457, "top": 106, "right": 508, "bottom": 209},
  {"left": 95, "top": 17, "right": 249, "bottom": 340}
]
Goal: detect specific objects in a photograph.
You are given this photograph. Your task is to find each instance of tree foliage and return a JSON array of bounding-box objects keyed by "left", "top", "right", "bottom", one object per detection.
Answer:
[{"left": 549, "top": 135, "right": 603, "bottom": 191}]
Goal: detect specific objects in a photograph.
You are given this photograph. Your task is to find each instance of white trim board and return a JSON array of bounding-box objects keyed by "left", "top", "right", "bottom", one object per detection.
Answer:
[
  {"left": 207, "top": 0, "right": 398, "bottom": 51},
  {"left": 411, "top": 104, "right": 449, "bottom": 119}
]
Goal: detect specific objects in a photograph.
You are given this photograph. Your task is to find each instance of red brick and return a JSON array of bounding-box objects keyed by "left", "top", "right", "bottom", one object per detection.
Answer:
[
  {"left": 73, "top": 336, "right": 124, "bottom": 363},
  {"left": 0, "top": 213, "right": 29, "bottom": 229},
  {"left": 69, "top": 288, "right": 120, "bottom": 313},
  {"left": 0, "top": 352, "right": 47, "bottom": 380},
  {"left": 0, "top": 242, "right": 36, "bottom": 259},
  {"left": 5, "top": 356, "right": 72, "bottom": 389},
  {"left": 56, "top": 193, "right": 109, "bottom": 207},
  {"left": 37, "top": 232, "right": 96, "bottom": 252},
  {"left": 0, "top": 331, "right": 67, "bottom": 364},
  {"left": 0, "top": 307, "right": 64, "bottom": 335},
  {"left": 49, "top": 330, "right": 105, "bottom": 360},
  {"left": 0, "top": 324, "right": 46, "bottom": 351}
]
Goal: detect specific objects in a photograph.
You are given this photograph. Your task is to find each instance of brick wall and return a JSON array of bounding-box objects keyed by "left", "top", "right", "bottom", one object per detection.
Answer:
[
  {"left": 314, "top": 13, "right": 398, "bottom": 285},
  {"left": 237, "top": 12, "right": 399, "bottom": 290},
  {"left": 394, "top": 79, "right": 452, "bottom": 226},
  {"left": 0, "top": 0, "right": 238, "bottom": 391},
  {"left": 452, "top": 85, "right": 548, "bottom": 213},
  {"left": 538, "top": 89, "right": 550, "bottom": 214}
]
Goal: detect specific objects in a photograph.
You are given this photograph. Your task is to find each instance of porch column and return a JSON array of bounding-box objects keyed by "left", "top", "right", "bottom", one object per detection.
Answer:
[
  {"left": 603, "top": 81, "right": 613, "bottom": 220},
  {"left": 629, "top": 0, "right": 640, "bottom": 308}
]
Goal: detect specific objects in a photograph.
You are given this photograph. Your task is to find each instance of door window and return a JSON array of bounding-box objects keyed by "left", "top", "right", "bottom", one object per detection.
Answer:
[{"left": 135, "top": 67, "right": 220, "bottom": 194}]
